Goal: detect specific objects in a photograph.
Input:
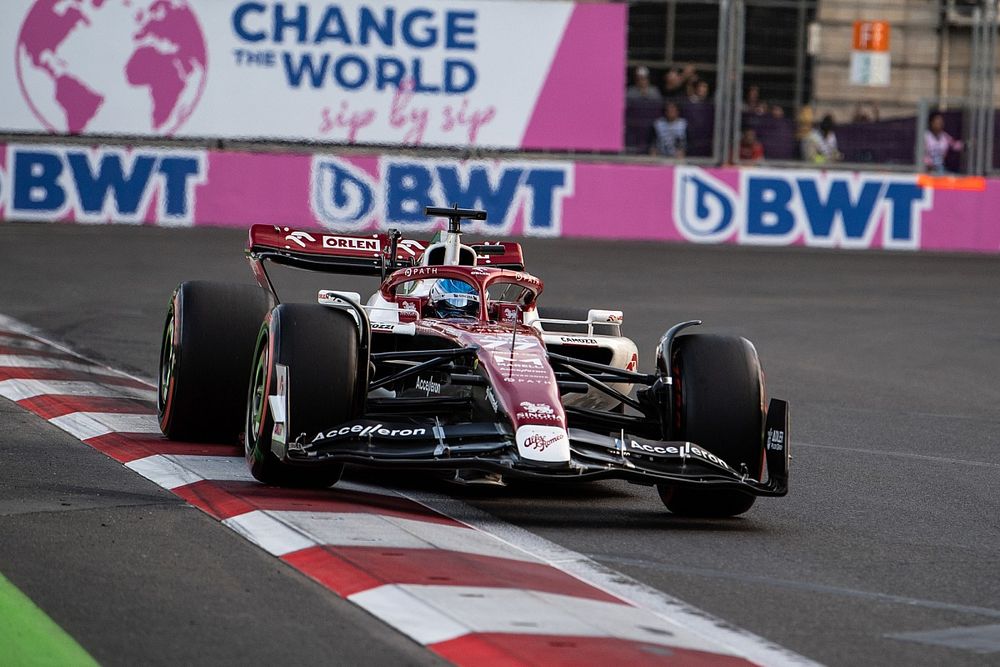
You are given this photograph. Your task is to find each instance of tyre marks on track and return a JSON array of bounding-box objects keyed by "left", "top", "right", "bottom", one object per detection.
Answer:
[{"left": 0, "top": 317, "right": 812, "bottom": 666}]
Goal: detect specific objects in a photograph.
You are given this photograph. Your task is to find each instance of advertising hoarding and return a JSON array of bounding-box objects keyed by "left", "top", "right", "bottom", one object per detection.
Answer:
[
  {"left": 1, "top": 0, "right": 625, "bottom": 151},
  {"left": 2, "top": 143, "right": 1000, "bottom": 254}
]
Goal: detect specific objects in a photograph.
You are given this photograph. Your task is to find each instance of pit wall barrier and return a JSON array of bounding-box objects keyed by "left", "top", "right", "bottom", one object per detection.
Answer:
[{"left": 1, "top": 143, "right": 998, "bottom": 254}]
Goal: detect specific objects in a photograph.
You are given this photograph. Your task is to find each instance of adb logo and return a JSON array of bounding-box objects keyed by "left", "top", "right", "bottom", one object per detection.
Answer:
[
  {"left": 311, "top": 157, "right": 574, "bottom": 236},
  {"left": 16, "top": 0, "right": 207, "bottom": 134},
  {"left": 674, "top": 167, "right": 934, "bottom": 249}
]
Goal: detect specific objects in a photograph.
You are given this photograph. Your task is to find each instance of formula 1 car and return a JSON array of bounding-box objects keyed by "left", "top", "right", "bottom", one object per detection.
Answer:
[{"left": 157, "top": 207, "right": 788, "bottom": 517}]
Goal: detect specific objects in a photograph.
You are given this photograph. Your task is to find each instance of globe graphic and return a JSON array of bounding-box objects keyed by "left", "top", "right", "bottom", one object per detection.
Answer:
[{"left": 15, "top": 0, "right": 207, "bottom": 135}]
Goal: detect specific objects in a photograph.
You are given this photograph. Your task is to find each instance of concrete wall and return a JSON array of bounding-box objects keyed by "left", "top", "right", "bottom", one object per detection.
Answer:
[{"left": 811, "top": 0, "right": 1000, "bottom": 120}]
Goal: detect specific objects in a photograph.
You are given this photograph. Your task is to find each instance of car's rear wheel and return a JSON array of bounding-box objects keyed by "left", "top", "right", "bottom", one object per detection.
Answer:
[
  {"left": 158, "top": 281, "right": 275, "bottom": 443},
  {"left": 656, "top": 334, "right": 764, "bottom": 518},
  {"left": 245, "top": 304, "right": 365, "bottom": 488}
]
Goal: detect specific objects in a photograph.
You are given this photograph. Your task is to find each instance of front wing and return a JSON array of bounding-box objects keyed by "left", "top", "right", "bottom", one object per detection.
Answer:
[{"left": 283, "top": 400, "right": 790, "bottom": 497}]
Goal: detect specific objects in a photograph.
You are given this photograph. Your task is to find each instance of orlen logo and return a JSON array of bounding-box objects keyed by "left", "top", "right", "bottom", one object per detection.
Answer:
[
  {"left": 673, "top": 167, "right": 933, "bottom": 250},
  {"left": 16, "top": 0, "right": 207, "bottom": 135},
  {"left": 311, "top": 156, "right": 574, "bottom": 236}
]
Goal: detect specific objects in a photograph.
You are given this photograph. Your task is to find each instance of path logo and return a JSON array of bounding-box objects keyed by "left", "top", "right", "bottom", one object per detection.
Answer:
[{"left": 16, "top": 0, "right": 208, "bottom": 134}]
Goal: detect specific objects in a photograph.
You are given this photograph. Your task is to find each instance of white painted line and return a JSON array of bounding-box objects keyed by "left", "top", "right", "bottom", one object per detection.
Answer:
[
  {"left": 0, "top": 315, "right": 156, "bottom": 387},
  {"left": 0, "top": 378, "right": 156, "bottom": 402},
  {"left": 126, "top": 455, "right": 252, "bottom": 489},
  {"left": 230, "top": 509, "right": 539, "bottom": 564},
  {"left": 50, "top": 412, "right": 161, "bottom": 440},
  {"left": 401, "top": 491, "right": 820, "bottom": 666},
  {"left": 887, "top": 623, "right": 1000, "bottom": 652},
  {"left": 797, "top": 440, "right": 1000, "bottom": 470},
  {"left": 350, "top": 584, "right": 738, "bottom": 652},
  {"left": 0, "top": 334, "right": 62, "bottom": 352},
  {"left": 0, "top": 354, "right": 121, "bottom": 376},
  {"left": 0, "top": 316, "right": 43, "bottom": 336},
  {"left": 224, "top": 511, "right": 318, "bottom": 556}
]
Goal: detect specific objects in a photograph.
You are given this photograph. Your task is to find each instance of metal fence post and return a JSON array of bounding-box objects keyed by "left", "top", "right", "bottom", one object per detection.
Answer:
[
  {"left": 915, "top": 98, "right": 929, "bottom": 172},
  {"left": 730, "top": 0, "right": 746, "bottom": 166},
  {"left": 712, "top": 0, "right": 733, "bottom": 164},
  {"left": 711, "top": 0, "right": 745, "bottom": 166},
  {"left": 983, "top": 0, "right": 996, "bottom": 174}
]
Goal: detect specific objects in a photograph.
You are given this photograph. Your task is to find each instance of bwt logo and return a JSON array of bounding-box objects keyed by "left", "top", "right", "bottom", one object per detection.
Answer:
[
  {"left": 2, "top": 146, "right": 206, "bottom": 224},
  {"left": 673, "top": 167, "right": 934, "bottom": 249},
  {"left": 311, "top": 157, "right": 574, "bottom": 236}
]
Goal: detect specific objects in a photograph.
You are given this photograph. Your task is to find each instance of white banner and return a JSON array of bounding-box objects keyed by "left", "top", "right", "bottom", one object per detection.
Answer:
[{"left": 1, "top": 0, "right": 625, "bottom": 150}]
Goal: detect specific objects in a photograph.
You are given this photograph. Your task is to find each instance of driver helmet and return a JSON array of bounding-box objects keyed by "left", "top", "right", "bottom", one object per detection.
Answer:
[{"left": 429, "top": 278, "right": 479, "bottom": 319}]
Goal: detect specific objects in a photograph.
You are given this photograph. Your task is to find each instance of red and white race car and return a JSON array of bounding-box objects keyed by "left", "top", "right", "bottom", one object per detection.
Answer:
[{"left": 157, "top": 207, "right": 788, "bottom": 517}]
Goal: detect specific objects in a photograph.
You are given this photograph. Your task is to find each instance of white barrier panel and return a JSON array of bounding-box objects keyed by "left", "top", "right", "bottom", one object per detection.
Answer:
[{"left": 0, "top": 0, "right": 625, "bottom": 151}]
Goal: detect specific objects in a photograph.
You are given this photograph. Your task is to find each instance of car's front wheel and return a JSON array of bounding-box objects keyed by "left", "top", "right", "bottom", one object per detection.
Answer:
[
  {"left": 245, "top": 304, "right": 365, "bottom": 488},
  {"left": 656, "top": 334, "right": 765, "bottom": 518}
]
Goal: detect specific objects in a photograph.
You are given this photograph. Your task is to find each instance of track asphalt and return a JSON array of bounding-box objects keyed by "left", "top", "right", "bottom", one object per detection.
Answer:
[{"left": 1, "top": 222, "right": 999, "bottom": 665}]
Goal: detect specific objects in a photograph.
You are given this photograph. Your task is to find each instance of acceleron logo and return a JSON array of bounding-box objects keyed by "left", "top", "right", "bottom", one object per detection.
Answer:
[{"left": 673, "top": 166, "right": 934, "bottom": 250}]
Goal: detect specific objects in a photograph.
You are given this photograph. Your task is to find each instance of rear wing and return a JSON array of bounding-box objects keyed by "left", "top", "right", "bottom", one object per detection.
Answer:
[{"left": 246, "top": 225, "right": 525, "bottom": 294}]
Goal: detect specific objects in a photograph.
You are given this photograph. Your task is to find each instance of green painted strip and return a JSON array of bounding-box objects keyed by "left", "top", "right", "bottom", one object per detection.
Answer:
[{"left": 0, "top": 572, "right": 99, "bottom": 667}]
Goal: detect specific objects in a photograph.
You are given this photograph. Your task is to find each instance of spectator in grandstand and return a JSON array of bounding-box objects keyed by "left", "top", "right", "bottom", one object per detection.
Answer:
[
  {"left": 688, "top": 79, "right": 710, "bottom": 104},
  {"left": 802, "top": 114, "right": 842, "bottom": 164},
  {"left": 663, "top": 64, "right": 697, "bottom": 100},
  {"left": 626, "top": 66, "right": 662, "bottom": 101},
  {"left": 649, "top": 102, "right": 687, "bottom": 158},
  {"left": 738, "top": 127, "right": 765, "bottom": 163},
  {"left": 770, "top": 105, "right": 785, "bottom": 119},
  {"left": 743, "top": 85, "right": 768, "bottom": 115},
  {"left": 924, "top": 112, "right": 963, "bottom": 174},
  {"left": 852, "top": 101, "right": 880, "bottom": 123}
]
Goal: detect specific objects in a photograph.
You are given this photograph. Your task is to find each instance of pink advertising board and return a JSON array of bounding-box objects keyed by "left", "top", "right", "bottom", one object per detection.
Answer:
[
  {"left": 1, "top": 0, "right": 625, "bottom": 152},
  {"left": 2, "top": 142, "right": 999, "bottom": 253}
]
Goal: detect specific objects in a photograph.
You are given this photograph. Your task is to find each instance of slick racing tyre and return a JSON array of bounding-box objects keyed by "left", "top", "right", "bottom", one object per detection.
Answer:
[
  {"left": 158, "top": 281, "right": 275, "bottom": 443},
  {"left": 245, "top": 304, "right": 366, "bottom": 488},
  {"left": 657, "top": 334, "right": 764, "bottom": 518}
]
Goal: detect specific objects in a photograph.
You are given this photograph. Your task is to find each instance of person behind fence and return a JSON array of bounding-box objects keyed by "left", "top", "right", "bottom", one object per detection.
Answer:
[
  {"left": 626, "top": 65, "right": 662, "bottom": 101},
  {"left": 688, "top": 79, "right": 710, "bottom": 104},
  {"left": 738, "top": 127, "right": 764, "bottom": 163},
  {"left": 649, "top": 102, "right": 687, "bottom": 158},
  {"left": 924, "top": 112, "right": 963, "bottom": 174},
  {"left": 663, "top": 64, "right": 697, "bottom": 100},
  {"left": 802, "top": 114, "right": 842, "bottom": 164},
  {"left": 743, "top": 85, "right": 768, "bottom": 115}
]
